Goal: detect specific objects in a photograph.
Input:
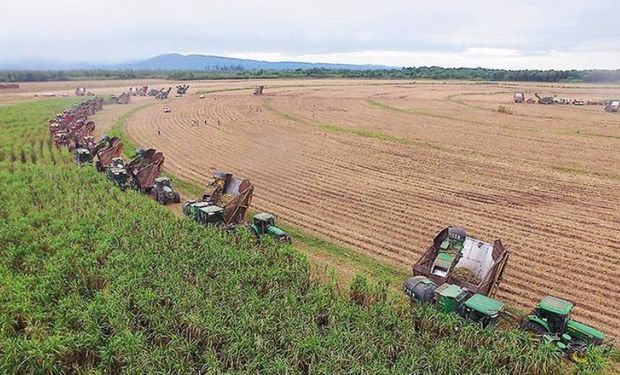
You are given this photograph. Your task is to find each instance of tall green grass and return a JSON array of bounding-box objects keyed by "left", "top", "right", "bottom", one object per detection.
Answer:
[{"left": 0, "top": 99, "right": 608, "bottom": 374}]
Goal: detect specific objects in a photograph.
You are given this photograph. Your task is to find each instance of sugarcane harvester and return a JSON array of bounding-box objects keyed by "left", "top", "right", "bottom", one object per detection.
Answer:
[
  {"left": 412, "top": 227, "right": 510, "bottom": 297},
  {"left": 125, "top": 148, "right": 165, "bottom": 193},
  {"left": 404, "top": 276, "right": 505, "bottom": 328},
  {"left": 176, "top": 84, "right": 190, "bottom": 96},
  {"left": 94, "top": 136, "right": 123, "bottom": 172}
]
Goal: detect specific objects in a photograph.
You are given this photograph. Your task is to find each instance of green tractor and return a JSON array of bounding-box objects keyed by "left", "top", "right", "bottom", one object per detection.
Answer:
[
  {"left": 105, "top": 157, "right": 129, "bottom": 191},
  {"left": 249, "top": 213, "right": 291, "bottom": 244},
  {"left": 151, "top": 177, "right": 181, "bottom": 205},
  {"left": 404, "top": 276, "right": 505, "bottom": 327},
  {"left": 182, "top": 201, "right": 225, "bottom": 226},
  {"left": 74, "top": 148, "right": 92, "bottom": 167},
  {"left": 520, "top": 296, "right": 607, "bottom": 361}
]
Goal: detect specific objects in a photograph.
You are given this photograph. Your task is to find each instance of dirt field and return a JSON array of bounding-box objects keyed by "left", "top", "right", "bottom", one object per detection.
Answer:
[
  {"left": 117, "top": 79, "right": 619, "bottom": 340},
  {"left": 3, "top": 77, "right": 618, "bottom": 339}
]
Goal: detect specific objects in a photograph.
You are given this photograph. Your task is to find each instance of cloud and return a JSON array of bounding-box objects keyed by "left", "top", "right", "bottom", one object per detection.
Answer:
[{"left": 1, "top": 0, "right": 618, "bottom": 69}]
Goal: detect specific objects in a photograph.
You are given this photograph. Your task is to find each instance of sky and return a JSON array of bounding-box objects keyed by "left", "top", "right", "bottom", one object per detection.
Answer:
[{"left": 1, "top": 0, "right": 619, "bottom": 70}]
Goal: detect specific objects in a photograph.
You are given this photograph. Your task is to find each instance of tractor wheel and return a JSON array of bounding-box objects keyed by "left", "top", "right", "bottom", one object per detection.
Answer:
[
  {"left": 570, "top": 350, "right": 588, "bottom": 364},
  {"left": 520, "top": 320, "right": 547, "bottom": 336},
  {"left": 249, "top": 227, "right": 260, "bottom": 244},
  {"left": 568, "top": 340, "right": 588, "bottom": 363}
]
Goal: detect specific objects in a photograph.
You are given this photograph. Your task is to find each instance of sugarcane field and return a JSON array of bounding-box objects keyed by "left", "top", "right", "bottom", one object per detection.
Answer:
[{"left": 2, "top": 2, "right": 620, "bottom": 374}]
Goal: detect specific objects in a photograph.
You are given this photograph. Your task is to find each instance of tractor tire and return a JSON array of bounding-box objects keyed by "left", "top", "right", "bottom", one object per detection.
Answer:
[
  {"left": 567, "top": 340, "right": 588, "bottom": 363},
  {"left": 569, "top": 349, "right": 588, "bottom": 364},
  {"left": 520, "top": 320, "right": 547, "bottom": 336},
  {"left": 151, "top": 189, "right": 163, "bottom": 204},
  {"left": 249, "top": 227, "right": 260, "bottom": 244},
  {"left": 280, "top": 235, "right": 292, "bottom": 245}
]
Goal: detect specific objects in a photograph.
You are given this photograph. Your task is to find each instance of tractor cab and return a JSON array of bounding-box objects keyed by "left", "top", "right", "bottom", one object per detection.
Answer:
[
  {"left": 184, "top": 201, "right": 212, "bottom": 221},
  {"left": 197, "top": 205, "right": 225, "bottom": 226},
  {"left": 74, "top": 148, "right": 92, "bottom": 166},
  {"left": 107, "top": 168, "right": 129, "bottom": 190},
  {"left": 534, "top": 296, "right": 573, "bottom": 333},
  {"left": 459, "top": 293, "right": 505, "bottom": 327},
  {"left": 182, "top": 201, "right": 224, "bottom": 225},
  {"left": 431, "top": 227, "right": 466, "bottom": 277},
  {"left": 154, "top": 176, "right": 173, "bottom": 191},
  {"left": 152, "top": 176, "right": 180, "bottom": 205},
  {"left": 109, "top": 157, "right": 126, "bottom": 169},
  {"left": 250, "top": 213, "right": 291, "bottom": 244},
  {"left": 433, "top": 283, "right": 468, "bottom": 314},
  {"left": 252, "top": 213, "right": 276, "bottom": 234}
]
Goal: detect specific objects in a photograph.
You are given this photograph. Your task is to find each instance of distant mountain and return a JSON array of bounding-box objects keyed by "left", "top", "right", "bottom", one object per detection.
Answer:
[
  {"left": 0, "top": 53, "right": 393, "bottom": 71},
  {"left": 115, "top": 53, "right": 392, "bottom": 71}
]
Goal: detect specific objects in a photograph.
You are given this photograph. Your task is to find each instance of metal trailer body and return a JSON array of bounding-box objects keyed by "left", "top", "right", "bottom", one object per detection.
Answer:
[
  {"left": 202, "top": 171, "right": 254, "bottom": 225},
  {"left": 412, "top": 226, "right": 510, "bottom": 296}
]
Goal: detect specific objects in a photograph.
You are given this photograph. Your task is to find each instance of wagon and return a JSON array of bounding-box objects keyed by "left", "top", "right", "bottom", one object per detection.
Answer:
[{"left": 412, "top": 226, "right": 510, "bottom": 296}]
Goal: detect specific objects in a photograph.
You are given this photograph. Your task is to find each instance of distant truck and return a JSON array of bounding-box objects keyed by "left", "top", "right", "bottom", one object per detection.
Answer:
[
  {"left": 513, "top": 93, "right": 525, "bottom": 103},
  {"left": 604, "top": 100, "right": 619, "bottom": 112},
  {"left": 412, "top": 227, "right": 510, "bottom": 296}
]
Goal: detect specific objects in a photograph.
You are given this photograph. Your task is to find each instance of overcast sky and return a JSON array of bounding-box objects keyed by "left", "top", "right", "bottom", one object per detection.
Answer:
[{"left": 2, "top": 0, "right": 619, "bottom": 69}]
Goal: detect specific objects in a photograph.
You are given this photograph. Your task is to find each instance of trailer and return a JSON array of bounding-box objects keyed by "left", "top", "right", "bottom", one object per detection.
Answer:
[
  {"left": 412, "top": 226, "right": 510, "bottom": 296},
  {"left": 201, "top": 172, "right": 254, "bottom": 225}
]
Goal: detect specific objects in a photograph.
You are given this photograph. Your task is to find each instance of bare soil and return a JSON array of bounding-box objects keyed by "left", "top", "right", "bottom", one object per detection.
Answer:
[
  {"left": 4, "top": 78, "right": 617, "bottom": 340},
  {"left": 122, "top": 79, "right": 620, "bottom": 340}
]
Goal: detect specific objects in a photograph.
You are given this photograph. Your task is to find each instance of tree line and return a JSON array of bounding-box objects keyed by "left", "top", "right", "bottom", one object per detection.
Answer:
[{"left": 1, "top": 67, "right": 619, "bottom": 83}]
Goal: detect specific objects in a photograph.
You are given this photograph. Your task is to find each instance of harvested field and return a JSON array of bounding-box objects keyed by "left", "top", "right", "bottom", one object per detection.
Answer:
[{"left": 121, "top": 79, "right": 620, "bottom": 340}]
